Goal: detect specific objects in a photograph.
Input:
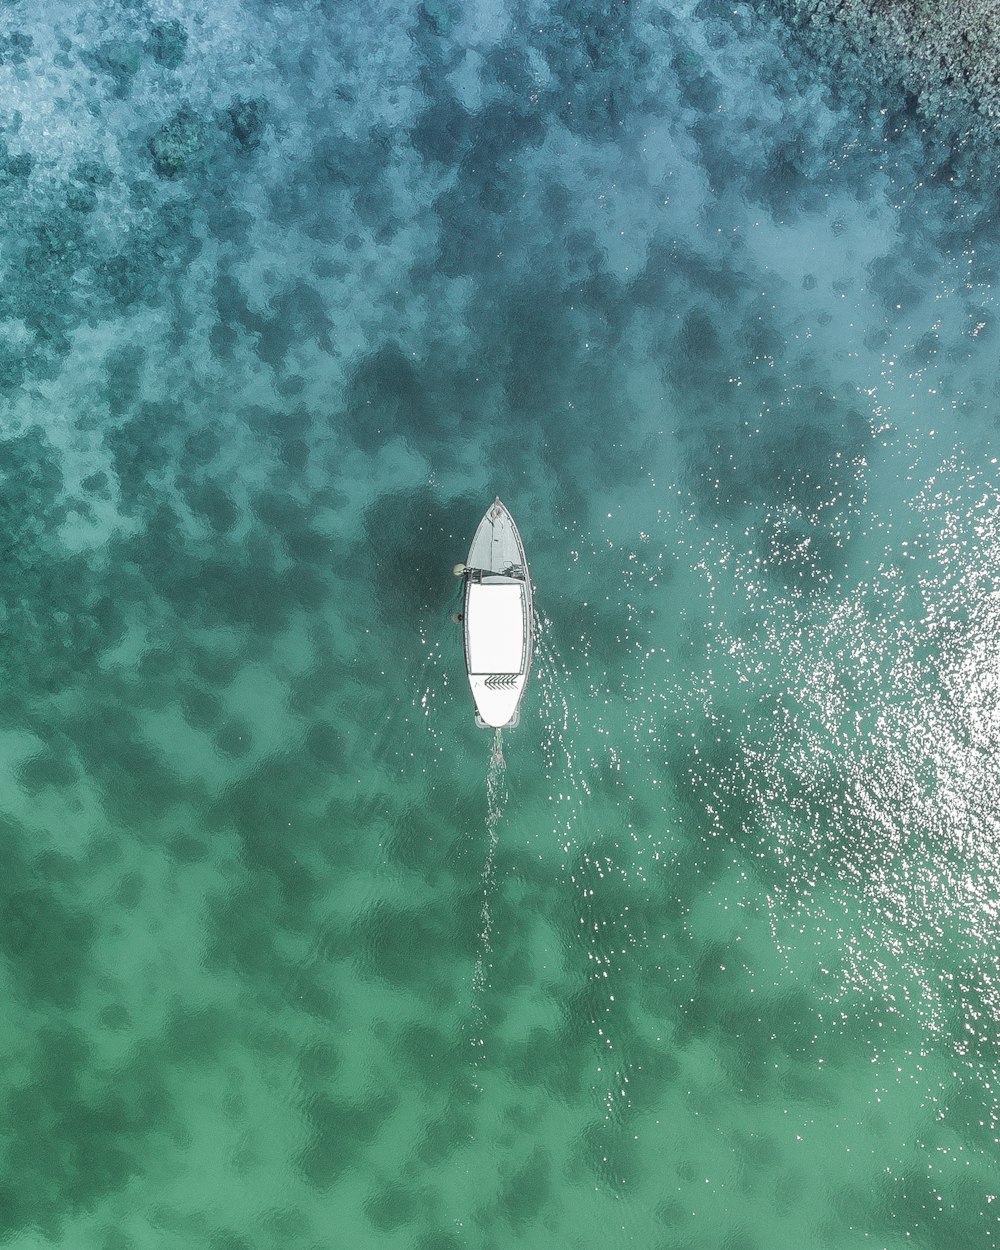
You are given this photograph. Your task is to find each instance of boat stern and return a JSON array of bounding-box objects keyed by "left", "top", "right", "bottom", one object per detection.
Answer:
[{"left": 469, "top": 673, "right": 527, "bottom": 728}]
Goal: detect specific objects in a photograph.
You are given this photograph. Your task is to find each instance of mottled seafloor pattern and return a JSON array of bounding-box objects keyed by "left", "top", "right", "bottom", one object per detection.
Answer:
[{"left": 0, "top": 0, "right": 998, "bottom": 1247}]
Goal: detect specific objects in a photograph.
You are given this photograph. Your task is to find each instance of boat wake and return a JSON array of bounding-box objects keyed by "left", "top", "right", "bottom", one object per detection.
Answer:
[{"left": 471, "top": 728, "right": 506, "bottom": 1022}]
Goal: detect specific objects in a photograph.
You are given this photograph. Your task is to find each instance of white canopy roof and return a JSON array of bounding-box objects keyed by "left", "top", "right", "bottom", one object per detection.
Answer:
[{"left": 466, "top": 582, "right": 525, "bottom": 674}]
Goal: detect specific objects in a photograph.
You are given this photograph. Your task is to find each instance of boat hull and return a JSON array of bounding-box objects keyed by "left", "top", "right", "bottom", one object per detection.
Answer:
[{"left": 462, "top": 498, "right": 533, "bottom": 728}]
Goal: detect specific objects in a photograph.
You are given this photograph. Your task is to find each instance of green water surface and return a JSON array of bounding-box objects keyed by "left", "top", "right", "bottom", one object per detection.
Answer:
[{"left": 0, "top": 0, "right": 997, "bottom": 1247}]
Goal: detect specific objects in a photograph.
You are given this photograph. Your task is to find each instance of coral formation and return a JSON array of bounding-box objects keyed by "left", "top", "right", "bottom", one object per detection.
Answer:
[
  {"left": 146, "top": 18, "right": 188, "bottom": 68},
  {"left": 86, "top": 38, "right": 142, "bottom": 98},
  {"left": 223, "top": 95, "right": 267, "bottom": 151},
  {"left": 0, "top": 30, "right": 33, "bottom": 65},
  {"left": 0, "top": 137, "right": 33, "bottom": 182},
  {"left": 771, "top": 0, "right": 1000, "bottom": 140},
  {"left": 147, "top": 105, "right": 209, "bottom": 178}
]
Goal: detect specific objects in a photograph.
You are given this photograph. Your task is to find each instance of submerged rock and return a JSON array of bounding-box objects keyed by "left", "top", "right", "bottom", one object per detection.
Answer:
[
  {"left": 0, "top": 138, "right": 34, "bottom": 183},
  {"left": 223, "top": 96, "right": 267, "bottom": 152},
  {"left": 147, "top": 106, "right": 209, "bottom": 178},
  {"left": 66, "top": 183, "right": 98, "bottom": 213},
  {"left": 419, "top": 0, "right": 455, "bottom": 35},
  {"left": 98, "top": 249, "right": 151, "bottom": 308},
  {"left": 0, "top": 341, "right": 25, "bottom": 394},
  {"left": 0, "top": 30, "right": 33, "bottom": 65},
  {"left": 71, "top": 158, "right": 113, "bottom": 187},
  {"left": 66, "top": 159, "right": 111, "bottom": 211},
  {"left": 147, "top": 19, "right": 188, "bottom": 68},
  {"left": 87, "top": 39, "right": 143, "bottom": 99}
]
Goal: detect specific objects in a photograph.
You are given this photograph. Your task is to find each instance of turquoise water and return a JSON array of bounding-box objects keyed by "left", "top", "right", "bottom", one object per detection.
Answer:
[{"left": 1, "top": 0, "right": 998, "bottom": 1246}]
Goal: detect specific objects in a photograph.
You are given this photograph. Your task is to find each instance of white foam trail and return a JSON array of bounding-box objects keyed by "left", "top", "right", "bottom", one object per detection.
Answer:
[{"left": 472, "top": 727, "right": 506, "bottom": 1002}]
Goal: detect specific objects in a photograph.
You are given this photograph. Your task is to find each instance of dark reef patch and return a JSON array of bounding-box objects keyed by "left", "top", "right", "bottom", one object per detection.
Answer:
[
  {"left": 360, "top": 487, "right": 478, "bottom": 628},
  {"left": 0, "top": 340, "right": 26, "bottom": 394},
  {"left": 0, "top": 30, "right": 34, "bottom": 66},
  {"left": 18, "top": 746, "right": 80, "bottom": 793},
  {"left": 148, "top": 106, "right": 210, "bottom": 179},
  {"left": 767, "top": 0, "right": 1000, "bottom": 163},
  {"left": 65, "top": 701, "right": 194, "bottom": 826},
  {"left": 222, "top": 97, "right": 268, "bottom": 152},
  {"left": 0, "top": 1027, "right": 174, "bottom": 1238},
  {"left": 106, "top": 401, "right": 179, "bottom": 507},
  {"left": 257, "top": 280, "right": 332, "bottom": 369},
  {"left": 1, "top": 866, "right": 95, "bottom": 1008},
  {"left": 98, "top": 246, "right": 156, "bottom": 311},
  {"left": 364, "top": 1180, "right": 422, "bottom": 1232},
  {"left": 497, "top": 1147, "right": 552, "bottom": 1230},
  {"left": 104, "top": 345, "right": 146, "bottom": 417},
  {"left": 344, "top": 342, "right": 436, "bottom": 451},
  {"left": 187, "top": 480, "right": 240, "bottom": 534},
  {"left": 0, "top": 428, "right": 123, "bottom": 689},
  {"left": 86, "top": 39, "right": 143, "bottom": 99},
  {"left": 297, "top": 1091, "right": 396, "bottom": 1189},
  {"left": 147, "top": 20, "right": 188, "bottom": 69},
  {"left": 211, "top": 759, "right": 328, "bottom": 908}
]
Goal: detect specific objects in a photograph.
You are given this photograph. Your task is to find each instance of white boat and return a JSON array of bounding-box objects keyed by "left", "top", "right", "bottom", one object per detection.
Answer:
[{"left": 460, "top": 497, "right": 533, "bottom": 728}]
